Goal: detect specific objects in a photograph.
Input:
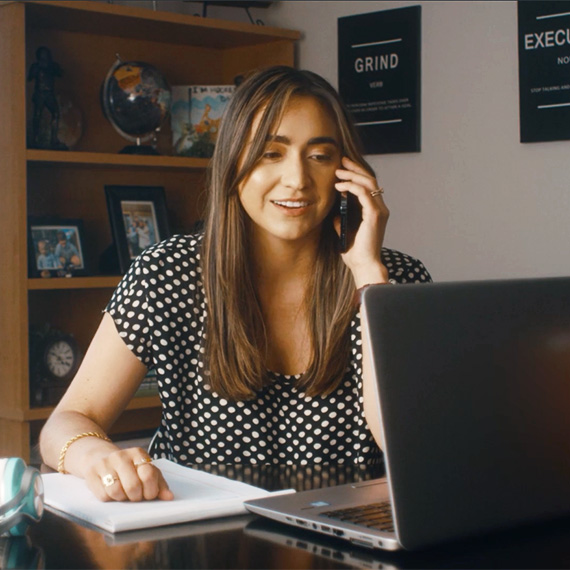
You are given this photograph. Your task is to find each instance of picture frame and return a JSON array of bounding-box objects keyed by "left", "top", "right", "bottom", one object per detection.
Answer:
[
  {"left": 517, "top": 1, "right": 570, "bottom": 143},
  {"left": 104, "top": 185, "right": 171, "bottom": 274},
  {"left": 338, "top": 5, "right": 422, "bottom": 154},
  {"left": 28, "top": 217, "right": 88, "bottom": 278}
]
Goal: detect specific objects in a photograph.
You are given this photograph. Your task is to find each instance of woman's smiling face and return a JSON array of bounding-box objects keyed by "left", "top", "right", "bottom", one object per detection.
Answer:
[{"left": 237, "top": 95, "right": 342, "bottom": 248}]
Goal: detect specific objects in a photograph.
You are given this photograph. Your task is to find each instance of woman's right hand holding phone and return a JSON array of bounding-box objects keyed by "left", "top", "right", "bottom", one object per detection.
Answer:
[{"left": 334, "top": 156, "right": 390, "bottom": 288}]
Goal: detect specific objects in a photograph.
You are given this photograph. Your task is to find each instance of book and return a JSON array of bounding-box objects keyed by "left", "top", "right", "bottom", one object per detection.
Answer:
[
  {"left": 170, "top": 85, "right": 235, "bottom": 157},
  {"left": 42, "top": 458, "right": 294, "bottom": 533}
]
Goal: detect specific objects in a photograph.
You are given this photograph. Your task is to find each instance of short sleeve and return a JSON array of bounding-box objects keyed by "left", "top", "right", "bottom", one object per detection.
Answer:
[
  {"left": 381, "top": 248, "right": 432, "bottom": 284},
  {"left": 105, "top": 247, "right": 156, "bottom": 368}
]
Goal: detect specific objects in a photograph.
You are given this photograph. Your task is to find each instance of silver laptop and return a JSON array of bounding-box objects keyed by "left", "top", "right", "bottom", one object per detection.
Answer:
[{"left": 245, "top": 277, "right": 570, "bottom": 551}]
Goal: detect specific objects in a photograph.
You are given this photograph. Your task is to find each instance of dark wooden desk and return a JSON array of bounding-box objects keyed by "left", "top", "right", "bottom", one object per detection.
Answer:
[{"left": 6, "top": 464, "right": 570, "bottom": 569}]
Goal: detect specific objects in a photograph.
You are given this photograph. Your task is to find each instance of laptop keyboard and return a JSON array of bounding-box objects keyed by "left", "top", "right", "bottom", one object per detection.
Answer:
[{"left": 319, "top": 501, "right": 394, "bottom": 532}]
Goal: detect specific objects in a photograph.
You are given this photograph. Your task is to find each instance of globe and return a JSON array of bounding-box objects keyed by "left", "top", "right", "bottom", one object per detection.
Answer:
[{"left": 101, "top": 56, "right": 171, "bottom": 154}]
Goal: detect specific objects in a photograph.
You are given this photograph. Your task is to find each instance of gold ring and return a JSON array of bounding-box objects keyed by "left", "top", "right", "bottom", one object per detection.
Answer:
[
  {"left": 133, "top": 457, "right": 153, "bottom": 468},
  {"left": 370, "top": 188, "right": 384, "bottom": 197},
  {"left": 101, "top": 473, "right": 118, "bottom": 487}
]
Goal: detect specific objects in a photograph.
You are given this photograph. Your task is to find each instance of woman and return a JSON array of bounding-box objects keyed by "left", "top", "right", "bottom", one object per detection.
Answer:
[{"left": 39, "top": 66, "right": 431, "bottom": 502}]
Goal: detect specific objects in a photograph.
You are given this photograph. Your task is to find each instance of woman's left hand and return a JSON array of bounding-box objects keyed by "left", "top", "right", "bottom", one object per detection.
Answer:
[{"left": 334, "top": 156, "right": 390, "bottom": 287}]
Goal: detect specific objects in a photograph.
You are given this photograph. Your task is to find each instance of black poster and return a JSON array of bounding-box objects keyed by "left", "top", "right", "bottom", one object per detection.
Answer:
[
  {"left": 518, "top": 1, "right": 570, "bottom": 143},
  {"left": 338, "top": 6, "right": 421, "bottom": 155}
]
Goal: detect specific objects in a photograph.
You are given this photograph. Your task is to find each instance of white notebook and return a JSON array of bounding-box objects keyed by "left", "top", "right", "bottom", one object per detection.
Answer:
[{"left": 43, "top": 458, "right": 293, "bottom": 533}]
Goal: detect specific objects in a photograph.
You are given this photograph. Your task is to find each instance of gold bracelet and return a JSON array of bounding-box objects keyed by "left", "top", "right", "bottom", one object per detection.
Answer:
[{"left": 57, "top": 431, "right": 111, "bottom": 474}]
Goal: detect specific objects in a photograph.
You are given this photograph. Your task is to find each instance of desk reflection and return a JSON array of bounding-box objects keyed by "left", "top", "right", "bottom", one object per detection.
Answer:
[
  {"left": 16, "top": 463, "right": 570, "bottom": 569},
  {"left": 24, "top": 464, "right": 383, "bottom": 570}
]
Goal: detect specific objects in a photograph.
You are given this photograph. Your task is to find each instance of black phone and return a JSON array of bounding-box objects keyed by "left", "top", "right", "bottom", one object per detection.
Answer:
[
  {"left": 339, "top": 192, "right": 348, "bottom": 253},
  {"left": 338, "top": 192, "right": 362, "bottom": 253}
]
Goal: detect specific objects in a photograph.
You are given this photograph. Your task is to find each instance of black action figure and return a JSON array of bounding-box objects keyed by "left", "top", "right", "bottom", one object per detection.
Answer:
[{"left": 28, "top": 46, "right": 67, "bottom": 150}]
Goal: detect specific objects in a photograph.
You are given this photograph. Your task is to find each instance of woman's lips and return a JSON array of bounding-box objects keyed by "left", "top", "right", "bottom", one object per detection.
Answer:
[{"left": 271, "top": 199, "right": 312, "bottom": 216}]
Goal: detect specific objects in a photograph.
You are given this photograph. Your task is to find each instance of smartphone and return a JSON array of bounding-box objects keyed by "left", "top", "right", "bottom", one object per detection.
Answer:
[
  {"left": 339, "top": 192, "right": 348, "bottom": 253},
  {"left": 338, "top": 192, "right": 362, "bottom": 253}
]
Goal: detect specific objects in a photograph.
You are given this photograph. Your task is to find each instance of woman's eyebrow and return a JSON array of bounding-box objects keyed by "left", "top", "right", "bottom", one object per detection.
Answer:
[
  {"left": 309, "top": 136, "right": 339, "bottom": 146},
  {"left": 266, "top": 134, "right": 339, "bottom": 146}
]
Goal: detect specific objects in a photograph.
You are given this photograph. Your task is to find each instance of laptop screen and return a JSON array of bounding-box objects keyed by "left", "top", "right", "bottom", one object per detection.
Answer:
[{"left": 362, "top": 277, "right": 570, "bottom": 549}]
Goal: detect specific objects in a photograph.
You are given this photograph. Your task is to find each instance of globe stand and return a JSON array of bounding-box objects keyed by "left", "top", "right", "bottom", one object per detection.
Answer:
[
  {"left": 119, "top": 134, "right": 160, "bottom": 155},
  {"left": 119, "top": 144, "right": 160, "bottom": 155}
]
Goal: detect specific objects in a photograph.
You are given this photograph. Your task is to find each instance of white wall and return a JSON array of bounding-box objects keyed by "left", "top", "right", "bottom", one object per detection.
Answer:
[
  {"left": 261, "top": 0, "right": 570, "bottom": 282},
  {"left": 109, "top": 0, "right": 570, "bottom": 282}
]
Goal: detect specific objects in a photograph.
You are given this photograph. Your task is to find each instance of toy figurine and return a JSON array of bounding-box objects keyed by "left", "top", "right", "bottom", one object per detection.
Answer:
[{"left": 28, "top": 46, "right": 67, "bottom": 150}]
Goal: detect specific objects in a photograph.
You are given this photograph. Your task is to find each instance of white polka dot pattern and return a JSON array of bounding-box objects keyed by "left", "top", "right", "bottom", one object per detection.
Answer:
[{"left": 105, "top": 233, "right": 432, "bottom": 465}]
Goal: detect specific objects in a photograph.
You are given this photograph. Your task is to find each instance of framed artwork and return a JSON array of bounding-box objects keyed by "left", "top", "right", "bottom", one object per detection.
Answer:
[
  {"left": 517, "top": 1, "right": 570, "bottom": 143},
  {"left": 338, "top": 5, "right": 421, "bottom": 154},
  {"left": 104, "top": 185, "right": 171, "bottom": 274},
  {"left": 28, "top": 218, "right": 88, "bottom": 278}
]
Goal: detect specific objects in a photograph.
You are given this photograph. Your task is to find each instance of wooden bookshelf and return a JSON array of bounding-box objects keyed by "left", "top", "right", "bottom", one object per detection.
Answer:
[{"left": 0, "top": 0, "right": 299, "bottom": 461}]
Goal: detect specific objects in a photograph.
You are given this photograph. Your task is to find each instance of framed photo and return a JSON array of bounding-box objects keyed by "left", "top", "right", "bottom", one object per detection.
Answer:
[
  {"left": 104, "top": 185, "right": 171, "bottom": 274},
  {"left": 28, "top": 218, "right": 88, "bottom": 278}
]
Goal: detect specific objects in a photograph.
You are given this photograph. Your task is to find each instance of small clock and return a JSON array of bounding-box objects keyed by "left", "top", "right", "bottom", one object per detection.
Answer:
[
  {"left": 29, "top": 326, "right": 81, "bottom": 406},
  {"left": 42, "top": 335, "right": 80, "bottom": 382}
]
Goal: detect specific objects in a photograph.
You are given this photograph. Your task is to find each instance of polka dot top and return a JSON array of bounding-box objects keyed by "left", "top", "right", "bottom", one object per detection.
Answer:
[{"left": 105, "top": 233, "right": 432, "bottom": 465}]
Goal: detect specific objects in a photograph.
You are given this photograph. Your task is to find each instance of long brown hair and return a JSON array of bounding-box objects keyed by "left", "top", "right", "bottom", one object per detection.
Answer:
[{"left": 202, "top": 66, "right": 375, "bottom": 400}]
